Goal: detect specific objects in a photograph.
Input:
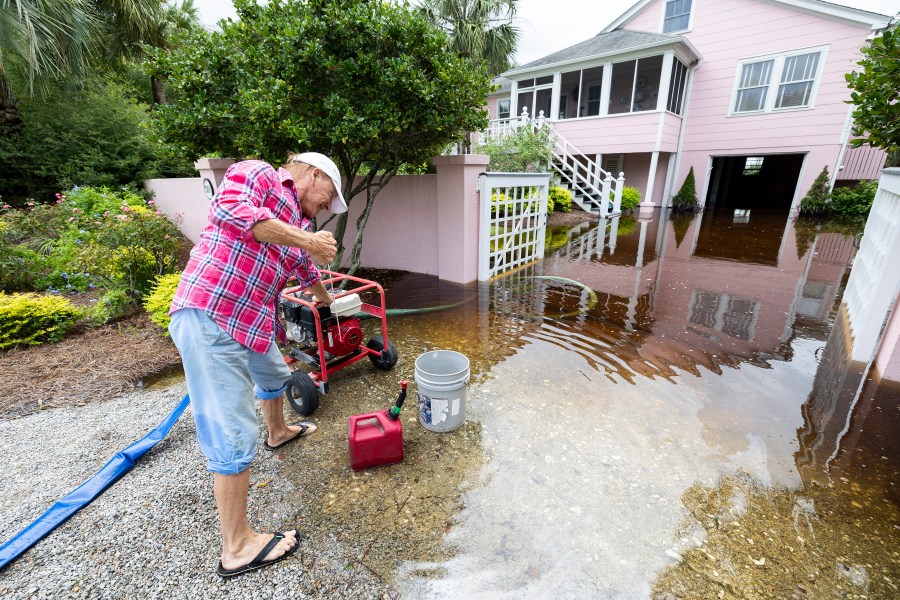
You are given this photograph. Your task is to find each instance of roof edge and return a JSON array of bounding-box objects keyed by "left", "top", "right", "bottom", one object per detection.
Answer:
[
  {"left": 503, "top": 35, "right": 702, "bottom": 78},
  {"left": 601, "top": 0, "right": 892, "bottom": 33}
]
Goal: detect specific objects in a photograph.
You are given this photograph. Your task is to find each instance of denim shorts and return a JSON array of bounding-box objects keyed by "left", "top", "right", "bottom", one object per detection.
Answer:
[{"left": 169, "top": 308, "right": 291, "bottom": 475}]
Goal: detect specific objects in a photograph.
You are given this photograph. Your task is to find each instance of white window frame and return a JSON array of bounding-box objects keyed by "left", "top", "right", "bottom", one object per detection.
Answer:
[
  {"left": 660, "top": 0, "right": 695, "bottom": 34},
  {"left": 497, "top": 98, "right": 511, "bottom": 120},
  {"left": 728, "top": 45, "right": 829, "bottom": 116}
]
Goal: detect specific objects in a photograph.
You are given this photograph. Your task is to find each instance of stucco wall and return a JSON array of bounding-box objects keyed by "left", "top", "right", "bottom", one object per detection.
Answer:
[
  {"left": 146, "top": 155, "right": 489, "bottom": 284},
  {"left": 144, "top": 177, "right": 210, "bottom": 244}
]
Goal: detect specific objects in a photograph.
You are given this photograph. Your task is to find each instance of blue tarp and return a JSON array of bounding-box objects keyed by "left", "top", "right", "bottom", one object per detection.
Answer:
[{"left": 0, "top": 394, "right": 190, "bottom": 571}]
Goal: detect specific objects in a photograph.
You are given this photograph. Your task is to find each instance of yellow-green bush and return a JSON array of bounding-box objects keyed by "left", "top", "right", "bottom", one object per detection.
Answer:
[
  {"left": 549, "top": 187, "right": 572, "bottom": 212},
  {"left": 143, "top": 273, "right": 182, "bottom": 330},
  {"left": 619, "top": 186, "right": 641, "bottom": 210},
  {"left": 0, "top": 292, "right": 82, "bottom": 349}
]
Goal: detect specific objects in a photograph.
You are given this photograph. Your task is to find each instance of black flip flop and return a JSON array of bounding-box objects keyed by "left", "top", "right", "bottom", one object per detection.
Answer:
[
  {"left": 217, "top": 531, "right": 300, "bottom": 578},
  {"left": 263, "top": 421, "right": 316, "bottom": 451}
]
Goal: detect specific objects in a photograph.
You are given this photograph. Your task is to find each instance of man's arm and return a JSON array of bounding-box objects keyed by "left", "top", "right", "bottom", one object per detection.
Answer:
[{"left": 251, "top": 218, "right": 337, "bottom": 265}]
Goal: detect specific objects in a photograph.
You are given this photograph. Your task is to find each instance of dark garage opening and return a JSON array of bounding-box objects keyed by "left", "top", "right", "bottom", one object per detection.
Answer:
[
  {"left": 695, "top": 154, "right": 805, "bottom": 265},
  {"left": 705, "top": 154, "right": 805, "bottom": 210}
]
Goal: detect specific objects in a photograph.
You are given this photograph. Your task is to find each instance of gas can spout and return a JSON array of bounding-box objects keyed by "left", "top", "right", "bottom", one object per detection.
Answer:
[{"left": 387, "top": 380, "right": 408, "bottom": 421}]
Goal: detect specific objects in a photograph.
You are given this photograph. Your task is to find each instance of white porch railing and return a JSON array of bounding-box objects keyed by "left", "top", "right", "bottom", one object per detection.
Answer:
[
  {"left": 842, "top": 168, "right": 900, "bottom": 362},
  {"left": 463, "top": 108, "right": 624, "bottom": 216}
]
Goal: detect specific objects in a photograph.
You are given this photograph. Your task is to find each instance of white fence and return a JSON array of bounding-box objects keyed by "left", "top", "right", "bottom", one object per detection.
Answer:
[
  {"left": 478, "top": 173, "right": 550, "bottom": 280},
  {"left": 842, "top": 168, "right": 900, "bottom": 361}
]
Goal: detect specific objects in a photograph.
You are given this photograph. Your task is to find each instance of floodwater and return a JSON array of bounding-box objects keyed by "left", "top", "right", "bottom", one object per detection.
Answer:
[{"left": 288, "top": 205, "right": 900, "bottom": 598}]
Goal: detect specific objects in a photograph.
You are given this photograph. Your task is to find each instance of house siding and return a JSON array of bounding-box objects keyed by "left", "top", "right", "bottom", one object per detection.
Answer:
[
  {"left": 555, "top": 113, "right": 665, "bottom": 154},
  {"left": 624, "top": 0, "right": 878, "bottom": 208}
]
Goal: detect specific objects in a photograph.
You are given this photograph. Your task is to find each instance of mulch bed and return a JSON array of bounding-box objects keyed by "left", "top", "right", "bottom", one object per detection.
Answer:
[
  {"left": 547, "top": 207, "right": 600, "bottom": 227},
  {"left": 0, "top": 313, "right": 182, "bottom": 419}
]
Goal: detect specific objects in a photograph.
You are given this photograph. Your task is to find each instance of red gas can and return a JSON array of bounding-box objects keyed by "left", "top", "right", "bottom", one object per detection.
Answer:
[{"left": 348, "top": 410, "right": 404, "bottom": 471}]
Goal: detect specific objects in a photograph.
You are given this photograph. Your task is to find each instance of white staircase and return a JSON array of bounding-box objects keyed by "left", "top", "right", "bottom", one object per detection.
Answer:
[{"left": 474, "top": 109, "right": 624, "bottom": 217}]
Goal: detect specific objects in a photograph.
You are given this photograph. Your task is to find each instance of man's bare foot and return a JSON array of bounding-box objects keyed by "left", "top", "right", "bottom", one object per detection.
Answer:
[
  {"left": 264, "top": 421, "right": 317, "bottom": 451},
  {"left": 219, "top": 530, "right": 298, "bottom": 572}
]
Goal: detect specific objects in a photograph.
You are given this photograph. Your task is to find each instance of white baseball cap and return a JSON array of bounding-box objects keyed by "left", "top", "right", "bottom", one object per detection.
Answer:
[{"left": 290, "top": 152, "right": 348, "bottom": 214}]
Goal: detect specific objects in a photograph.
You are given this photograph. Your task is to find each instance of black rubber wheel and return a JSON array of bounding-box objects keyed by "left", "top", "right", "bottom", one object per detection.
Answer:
[
  {"left": 366, "top": 335, "right": 398, "bottom": 370},
  {"left": 286, "top": 370, "right": 320, "bottom": 416}
]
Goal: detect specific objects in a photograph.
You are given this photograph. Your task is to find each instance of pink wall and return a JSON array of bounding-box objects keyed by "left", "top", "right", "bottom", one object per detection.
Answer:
[
  {"left": 554, "top": 112, "right": 669, "bottom": 154},
  {"left": 147, "top": 155, "right": 489, "bottom": 284},
  {"left": 144, "top": 177, "right": 209, "bottom": 244},
  {"left": 624, "top": 0, "right": 875, "bottom": 209}
]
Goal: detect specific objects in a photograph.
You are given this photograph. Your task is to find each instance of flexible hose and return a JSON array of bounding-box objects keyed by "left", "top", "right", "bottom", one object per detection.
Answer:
[{"left": 0, "top": 395, "right": 191, "bottom": 571}]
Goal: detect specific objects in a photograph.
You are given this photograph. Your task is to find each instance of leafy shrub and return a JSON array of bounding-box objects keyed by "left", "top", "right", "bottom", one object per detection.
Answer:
[
  {"left": 2, "top": 188, "right": 184, "bottom": 297},
  {"left": 0, "top": 74, "right": 194, "bottom": 204},
  {"left": 618, "top": 186, "right": 641, "bottom": 211},
  {"left": 797, "top": 166, "right": 831, "bottom": 216},
  {"left": 0, "top": 292, "right": 82, "bottom": 349},
  {"left": 549, "top": 186, "right": 572, "bottom": 212},
  {"left": 480, "top": 124, "right": 555, "bottom": 173},
  {"left": 826, "top": 180, "right": 878, "bottom": 217},
  {"left": 671, "top": 167, "right": 699, "bottom": 211},
  {"left": 87, "top": 288, "right": 140, "bottom": 326},
  {"left": 143, "top": 273, "right": 182, "bottom": 330}
]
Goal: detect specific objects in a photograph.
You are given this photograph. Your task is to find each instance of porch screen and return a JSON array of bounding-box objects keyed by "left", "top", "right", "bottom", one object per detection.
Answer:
[
  {"left": 609, "top": 56, "right": 663, "bottom": 114},
  {"left": 560, "top": 70, "right": 581, "bottom": 119}
]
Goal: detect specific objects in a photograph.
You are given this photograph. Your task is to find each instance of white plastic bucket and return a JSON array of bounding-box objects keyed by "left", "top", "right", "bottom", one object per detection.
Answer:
[{"left": 414, "top": 350, "right": 470, "bottom": 433}]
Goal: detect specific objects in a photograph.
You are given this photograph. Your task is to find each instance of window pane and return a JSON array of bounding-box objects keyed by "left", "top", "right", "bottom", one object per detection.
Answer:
[
  {"left": 663, "top": 0, "right": 692, "bottom": 32},
  {"left": 739, "top": 61, "right": 773, "bottom": 88},
  {"left": 535, "top": 87, "right": 552, "bottom": 118},
  {"left": 776, "top": 52, "right": 818, "bottom": 109},
  {"left": 776, "top": 81, "right": 813, "bottom": 108},
  {"left": 560, "top": 70, "right": 581, "bottom": 119},
  {"left": 535, "top": 75, "right": 553, "bottom": 85},
  {"left": 735, "top": 87, "right": 766, "bottom": 112},
  {"left": 634, "top": 55, "right": 663, "bottom": 111},
  {"left": 781, "top": 53, "right": 818, "bottom": 83},
  {"left": 743, "top": 156, "right": 763, "bottom": 175},
  {"left": 608, "top": 60, "right": 635, "bottom": 115},
  {"left": 498, "top": 99, "right": 510, "bottom": 119},
  {"left": 518, "top": 79, "right": 534, "bottom": 89},
  {"left": 517, "top": 91, "right": 532, "bottom": 116},
  {"left": 581, "top": 66, "right": 603, "bottom": 117}
]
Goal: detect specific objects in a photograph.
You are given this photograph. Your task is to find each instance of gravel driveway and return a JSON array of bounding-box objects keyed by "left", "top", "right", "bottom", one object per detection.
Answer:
[{"left": 0, "top": 381, "right": 392, "bottom": 599}]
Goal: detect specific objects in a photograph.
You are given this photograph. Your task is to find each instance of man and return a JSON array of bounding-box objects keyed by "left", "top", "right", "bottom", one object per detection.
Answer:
[{"left": 168, "top": 152, "right": 347, "bottom": 577}]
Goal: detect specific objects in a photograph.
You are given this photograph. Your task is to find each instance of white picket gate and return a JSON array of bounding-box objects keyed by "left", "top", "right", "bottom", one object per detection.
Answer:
[
  {"left": 478, "top": 173, "right": 551, "bottom": 280},
  {"left": 842, "top": 168, "right": 900, "bottom": 361}
]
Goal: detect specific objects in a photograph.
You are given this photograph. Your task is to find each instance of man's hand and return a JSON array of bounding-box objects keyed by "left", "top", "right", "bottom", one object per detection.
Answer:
[
  {"left": 308, "top": 281, "right": 334, "bottom": 305},
  {"left": 308, "top": 230, "right": 337, "bottom": 265},
  {"left": 252, "top": 219, "right": 337, "bottom": 262}
]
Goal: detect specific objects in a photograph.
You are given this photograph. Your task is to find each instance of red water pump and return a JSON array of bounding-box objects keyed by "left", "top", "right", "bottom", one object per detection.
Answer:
[{"left": 279, "top": 271, "right": 398, "bottom": 416}]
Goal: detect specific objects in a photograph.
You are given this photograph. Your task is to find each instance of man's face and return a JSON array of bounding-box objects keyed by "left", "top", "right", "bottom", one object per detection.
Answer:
[{"left": 300, "top": 168, "right": 337, "bottom": 218}]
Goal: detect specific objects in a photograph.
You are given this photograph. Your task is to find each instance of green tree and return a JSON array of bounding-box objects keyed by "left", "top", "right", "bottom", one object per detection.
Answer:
[
  {"left": 419, "top": 0, "right": 520, "bottom": 76},
  {"left": 671, "top": 167, "right": 698, "bottom": 211},
  {"left": 0, "top": 0, "right": 97, "bottom": 126},
  {"left": 846, "top": 21, "right": 899, "bottom": 155},
  {"left": 150, "top": 0, "right": 492, "bottom": 274},
  {"left": 797, "top": 166, "right": 830, "bottom": 216},
  {"left": 0, "top": 1, "right": 191, "bottom": 125}
]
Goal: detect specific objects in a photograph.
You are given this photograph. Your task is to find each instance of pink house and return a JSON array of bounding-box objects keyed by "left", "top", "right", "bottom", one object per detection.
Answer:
[{"left": 487, "top": 0, "right": 891, "bottom": 212}]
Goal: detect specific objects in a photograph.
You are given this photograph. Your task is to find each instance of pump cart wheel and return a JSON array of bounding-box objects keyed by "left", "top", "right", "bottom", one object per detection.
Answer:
[
  {"left": 366, "top": 335, "right": 398, "bottom": 370},
  {"left": 286, "top": 370, "right": 320, "bottom": 416}
]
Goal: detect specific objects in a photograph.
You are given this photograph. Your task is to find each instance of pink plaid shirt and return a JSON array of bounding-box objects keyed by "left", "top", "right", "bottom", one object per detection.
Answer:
[{"left": 170, "top": 160, "right": 320, "bottom": 353}]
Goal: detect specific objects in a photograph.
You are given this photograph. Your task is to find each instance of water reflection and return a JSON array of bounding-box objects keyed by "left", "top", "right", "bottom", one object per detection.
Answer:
[{"left": 366, "top": 208, "right": 898, "bottom": 597}]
